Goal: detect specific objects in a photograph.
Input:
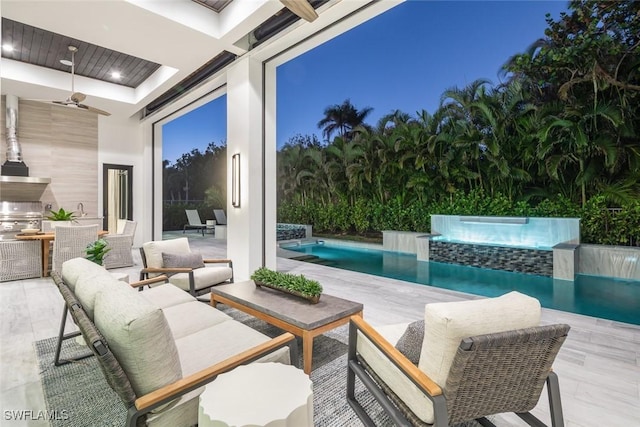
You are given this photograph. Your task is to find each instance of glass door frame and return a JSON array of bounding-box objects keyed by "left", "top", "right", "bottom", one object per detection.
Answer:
[{"left": 102, "top": 163, "right": 133, "bottom": 232}]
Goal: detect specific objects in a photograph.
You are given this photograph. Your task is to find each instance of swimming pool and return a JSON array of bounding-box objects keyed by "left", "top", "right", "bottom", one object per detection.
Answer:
[{"left": 284, "top": 242, "right": 640, "bottom": 325}]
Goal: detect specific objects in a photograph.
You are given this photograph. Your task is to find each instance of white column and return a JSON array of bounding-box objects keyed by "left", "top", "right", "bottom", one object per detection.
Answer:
[{"left": 226, "top": 57, "right": 266, "bottom": 280}]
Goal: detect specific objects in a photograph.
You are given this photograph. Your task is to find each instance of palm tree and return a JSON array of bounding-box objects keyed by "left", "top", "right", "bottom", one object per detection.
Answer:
[{"left": 317, "top": 99, "right": 373, "bottom": 142}]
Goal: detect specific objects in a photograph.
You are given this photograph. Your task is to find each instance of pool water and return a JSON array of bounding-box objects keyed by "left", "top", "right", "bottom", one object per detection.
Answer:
[{"left": 285, "top": 242, "right": 640, "bottom": 325}]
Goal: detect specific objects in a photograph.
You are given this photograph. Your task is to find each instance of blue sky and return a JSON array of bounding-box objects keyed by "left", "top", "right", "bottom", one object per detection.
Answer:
[{"left": 163, "top": 0, "right": 569, "bottom": 163}]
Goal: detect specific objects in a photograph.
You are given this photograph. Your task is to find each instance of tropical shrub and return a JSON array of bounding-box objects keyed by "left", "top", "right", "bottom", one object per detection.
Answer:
[{"left": 278, "top": 191, "right": 640, "bottom": 246}]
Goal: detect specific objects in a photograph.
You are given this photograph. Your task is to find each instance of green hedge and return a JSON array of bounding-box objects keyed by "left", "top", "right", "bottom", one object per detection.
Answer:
[{"left": 277, "top": 191, "right": 640, "bottom": 246}]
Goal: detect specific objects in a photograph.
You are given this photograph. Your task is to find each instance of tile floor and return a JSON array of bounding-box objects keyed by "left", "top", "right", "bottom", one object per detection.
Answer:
[{"left": 0, "top": 233, "right": 638, "bottom": 426}]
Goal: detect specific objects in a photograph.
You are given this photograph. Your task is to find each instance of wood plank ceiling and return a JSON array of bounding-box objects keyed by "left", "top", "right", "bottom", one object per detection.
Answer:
[{"left": 1, "top": 18, "right": 161, "bottom": 88}]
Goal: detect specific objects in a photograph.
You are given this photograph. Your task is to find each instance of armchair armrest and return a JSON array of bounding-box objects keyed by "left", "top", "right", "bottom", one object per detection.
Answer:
[
  {"left": 141, "top": 267, "right": 194, "bottom": 274},
  {"left": 203, "top": 258, "right": 232, "bottom": 265},
  {"left": 104, "top": 233, "right": 133, "bottom": 242},
  {"left": 130, "top": 275, "right": 170, "bottom": 289},
  {"left": 349, "top": 315, "right": 441, "bottom": 398},
  {"left": 133, "top": 332, "right": 296, "bottom": 413}
]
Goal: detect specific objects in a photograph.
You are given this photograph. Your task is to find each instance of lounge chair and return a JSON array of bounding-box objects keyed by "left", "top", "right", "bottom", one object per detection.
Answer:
[
  {"left": 347, "top": 291, "right": 570, "bottom": 427},
  {"left": 183, "top": 209, "right": 207, "bottom": 236},
  {"left": 213, "top": 208, "right": 227, "bottom": 225}
]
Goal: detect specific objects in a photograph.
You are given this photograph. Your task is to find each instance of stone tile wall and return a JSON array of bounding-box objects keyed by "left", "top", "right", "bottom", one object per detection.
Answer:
[
  {"left": 429, "top": 240, "right": 553, "bottom": 276},
  {"left": 276, "top": 224, "right": 307, "bottom": 241}
]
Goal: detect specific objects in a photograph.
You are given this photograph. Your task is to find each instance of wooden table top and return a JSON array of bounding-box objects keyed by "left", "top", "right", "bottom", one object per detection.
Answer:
[
  {"left": 210, "top": 280, "right": 363, "bottom": 330},
  {"left": 15, "top": 230, "right": 108, "bottom": 240}
]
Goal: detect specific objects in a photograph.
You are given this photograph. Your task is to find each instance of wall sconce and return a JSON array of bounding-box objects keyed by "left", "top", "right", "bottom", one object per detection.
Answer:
[{"left": 232, "top": 153, "right": 240, "bottom": 208}]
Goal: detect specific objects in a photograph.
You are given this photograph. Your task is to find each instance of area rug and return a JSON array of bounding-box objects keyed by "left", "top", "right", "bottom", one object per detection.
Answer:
[{"left": 35, "top": 307, "right": 484, "bottom": 426}]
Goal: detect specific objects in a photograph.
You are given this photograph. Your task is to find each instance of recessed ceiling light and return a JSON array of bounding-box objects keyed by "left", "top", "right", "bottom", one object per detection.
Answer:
[
  {"left": 111, "top": 71, "right": 121, "bottom": 79},
  {"left": 2, "top": 44, "right": 14, "bottom": 52}
]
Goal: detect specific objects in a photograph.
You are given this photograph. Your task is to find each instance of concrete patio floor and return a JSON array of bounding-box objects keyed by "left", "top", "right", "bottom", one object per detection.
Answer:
[{"left": 1, "top": 231, "right": 638, "bottom": 426}]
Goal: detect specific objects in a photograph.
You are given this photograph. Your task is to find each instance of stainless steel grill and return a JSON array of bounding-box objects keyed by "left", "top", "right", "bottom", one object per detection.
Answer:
[{"left": 0, "top": 201, "right": 43, "bottom": 240}]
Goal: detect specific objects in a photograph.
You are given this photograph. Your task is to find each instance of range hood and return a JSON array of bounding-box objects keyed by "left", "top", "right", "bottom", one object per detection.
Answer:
[
  {"left": 1, "top": 95, "right": 51, "bottom": 201},
  {"left": 0, "top": 176, "right": 51, "bottom": 201}
]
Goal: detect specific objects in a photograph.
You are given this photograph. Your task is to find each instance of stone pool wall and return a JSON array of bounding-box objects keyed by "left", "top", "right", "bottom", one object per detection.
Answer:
[
  {"left": 429, "top": 240, "right": 554, "bottom": 276},
  {"left": 276, "top": 223, "right": 311, "bottom": 241}
]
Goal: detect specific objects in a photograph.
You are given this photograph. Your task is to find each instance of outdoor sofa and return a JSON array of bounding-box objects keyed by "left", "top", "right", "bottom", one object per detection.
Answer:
[{"left": 53, "top": 257, "right": 295, "bottom": 427}]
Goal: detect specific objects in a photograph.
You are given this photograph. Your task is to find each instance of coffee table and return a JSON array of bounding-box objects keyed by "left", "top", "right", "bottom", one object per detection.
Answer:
[{"left": 210, "top": 280, "right": 363, "bottom": 374}]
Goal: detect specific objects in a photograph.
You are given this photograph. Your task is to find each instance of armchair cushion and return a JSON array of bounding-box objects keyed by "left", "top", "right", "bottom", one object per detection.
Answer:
[
  {"left": 418, "top": 291, "right": 541, "bottom": 390},
  {"left": 162, "top": 252, "right": 205, "bottom": 270},
  {"left": 168, "top": 266, "right": 233, "bottom": 293},
  {"left": 61, "top": 258, "right": 108, "bottom": 292},
  {"left": 395, "top": 320, "right": 425, "bottom": 365},
  {"left": 142, "top": 238, "right": 192, "bottom": 273},
  {"left": 75, "top": 273, "right": 133, "bottom": 319}
]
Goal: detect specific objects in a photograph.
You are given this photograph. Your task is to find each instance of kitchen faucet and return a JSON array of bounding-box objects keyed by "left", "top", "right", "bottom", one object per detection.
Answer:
[{"left": 77, "top": 202, "right": 86, "bottom": 217}]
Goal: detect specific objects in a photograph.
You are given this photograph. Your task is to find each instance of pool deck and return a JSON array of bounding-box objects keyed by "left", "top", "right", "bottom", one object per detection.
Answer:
[{"left": 2, "top": 233, "right": 639, "bottom": 426}]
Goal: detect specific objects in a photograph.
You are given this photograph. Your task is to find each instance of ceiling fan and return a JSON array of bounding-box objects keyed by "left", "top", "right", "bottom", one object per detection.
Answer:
[
  {"left": 280, "top": 0, "right": 319, "bottom": 22},
  {"left": 49, "top": 45, "right": 111, "bottom": 116}
]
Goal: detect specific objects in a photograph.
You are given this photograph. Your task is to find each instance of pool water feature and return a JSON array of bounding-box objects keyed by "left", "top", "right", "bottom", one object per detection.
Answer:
[{"left": 284, "top": 242, "right": 640, "bottom": 325}]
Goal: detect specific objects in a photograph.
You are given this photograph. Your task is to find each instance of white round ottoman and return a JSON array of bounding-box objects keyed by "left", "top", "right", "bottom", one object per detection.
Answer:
[{"left": 198, "top": 362, "right": 313, "bottom": 427}]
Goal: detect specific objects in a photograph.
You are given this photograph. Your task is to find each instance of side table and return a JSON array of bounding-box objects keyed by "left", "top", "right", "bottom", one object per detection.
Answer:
[{"left": 199, "top": 362, "right": 313, "bottom": 427}]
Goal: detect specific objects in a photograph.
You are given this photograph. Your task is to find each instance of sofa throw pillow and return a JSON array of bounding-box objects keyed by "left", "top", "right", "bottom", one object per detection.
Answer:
[
  {"left": 395, "top": 320, "right": 425, "bottom": 365},
  {"left": 161, "top": 252, "right": 205, "bottom": 270}
]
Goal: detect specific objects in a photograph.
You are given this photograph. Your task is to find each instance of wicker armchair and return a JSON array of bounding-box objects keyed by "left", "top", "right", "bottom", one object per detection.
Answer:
[
  {"left": 51, "top": 225, "right": 99, "bottom": 273},
  {"left": 0, "top": 240, "right": 42, "bottom": 282},
  {"left": 347, "top": 292, "right": 570, "bottom": 427},
  {"left": 103, "top": 220, "right": 137, "bottom": 269}
]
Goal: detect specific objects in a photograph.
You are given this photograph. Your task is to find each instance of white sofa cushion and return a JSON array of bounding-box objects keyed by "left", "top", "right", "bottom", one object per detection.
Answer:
[
  {"left": 169, "top": 266, "right": 233, "bottom": 292},
  {"left": 175, "top": 320, "right": 290, "bottom": 377},
  {"left": 75, "top": 273, "right": 133, "bottom": 319},
  {"left": 94, "top": 285, "right": 182, "bottom": 397},
  {"left": 61, "top": 258, "right": 108, "bottom": 291},
  {"left": 162, "top": 301, "right": 231, "bottom": 340},
  {"left": 140, "top": 284, "right": 197, "bottom": 308}
]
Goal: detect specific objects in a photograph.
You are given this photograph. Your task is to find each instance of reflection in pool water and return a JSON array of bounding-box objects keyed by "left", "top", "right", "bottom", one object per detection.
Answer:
[{"left": 284, "top": 242, "right": 640, "bottom": 325}]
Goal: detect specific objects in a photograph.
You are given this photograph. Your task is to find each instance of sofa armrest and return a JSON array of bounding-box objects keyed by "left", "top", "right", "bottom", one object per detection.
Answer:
[
  {"left": 133, "top": 332, "right": 296, "bottom": 413},
  {"left": 349, "top": 315, "right": 441, "bottom": 398},
  {"left": 130, "top": 275, "right": 170, "bottom": 289}
]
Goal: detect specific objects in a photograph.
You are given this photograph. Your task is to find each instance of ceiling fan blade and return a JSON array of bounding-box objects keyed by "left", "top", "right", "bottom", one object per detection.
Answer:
[
  {"left": 52, "top": 100, "right": 73, "bottom": 106},
  {"left": 280, "top": 0, "right": 318, "bottom": 22},
  {"left": 80, "top": 104, "right": 112, "bottom": 116}
]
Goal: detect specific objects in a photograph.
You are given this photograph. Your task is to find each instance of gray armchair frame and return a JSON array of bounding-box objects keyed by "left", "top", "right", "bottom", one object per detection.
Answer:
[{"left": 347, "top": 316, "right": 569, "bottom": 427}]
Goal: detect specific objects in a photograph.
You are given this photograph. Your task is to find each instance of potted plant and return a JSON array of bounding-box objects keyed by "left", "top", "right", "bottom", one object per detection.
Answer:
[
  {"left": 85, "top": 239, "right": 111, "bottom": 266},
  {"left": 251, "top": 267, "right": 323, "bottom": 303},
  {"left": 46, "top": 207, "right": 78, "bottom": 221}
]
